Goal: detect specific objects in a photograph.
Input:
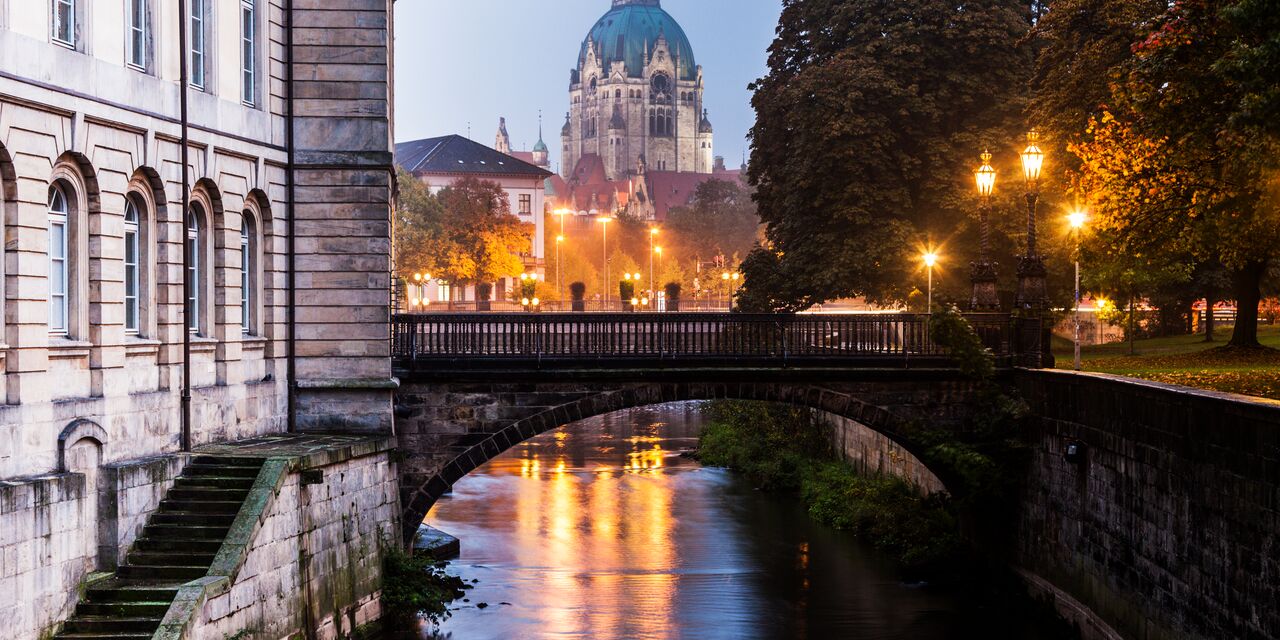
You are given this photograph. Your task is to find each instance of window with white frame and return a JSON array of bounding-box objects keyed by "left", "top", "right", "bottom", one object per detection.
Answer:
[
  {"left": 127, "top": 0, "right": 147, "bottom": 70},
  {"left": 124, "top": 198, "right": 141, "bottom": 334},
  {"left": 189, "top": 1, "right": 206, "bottom": 89},
  {"left": 48, "top": 185, "right": 70, "bottom": 334},
  {"left": 519, "top": 194, "right": 532, "bottom": 216},
  {"left": 240, "top": 215, "right": 254, "bottom": 333},
  {"left": 241, "top": 0, "right": 256, "bottom": 105},
  {"left": 186, "top": 207, "right": 202, "bottom": 333},
  {"left": 52, "top": 0, "right": 76, "bottom": 47}
]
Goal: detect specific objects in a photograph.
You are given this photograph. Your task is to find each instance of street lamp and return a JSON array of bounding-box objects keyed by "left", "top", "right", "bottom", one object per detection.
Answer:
[
  {"left": 597, "top": 215, "right": 614, "bottom": 303},
  {"left": 648, "top": 228, "right": 659, "bottom": 295},
  {"left": 923, "top": 252, "right": 939, "bottom": 313},
  {"left": 971, "top": 150, "right": 999, "bottom": 310},
  {"left": 721, "top": 271, "right": 740, "bottom": 312},
  {"left": 554, "top": 208, "right": 571, "bottom": 302},
  {"left": 1068, "top": 209, "right": 1088, "bottom": 371},
  {"left": 1017, "top": 130, "right": 1048, "bottom": 310}
]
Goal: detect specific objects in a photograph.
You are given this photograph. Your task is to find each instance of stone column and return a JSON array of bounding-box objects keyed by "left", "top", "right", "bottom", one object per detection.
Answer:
[{"left": 290, "top": 0, "right": 397, "bottom": 433}]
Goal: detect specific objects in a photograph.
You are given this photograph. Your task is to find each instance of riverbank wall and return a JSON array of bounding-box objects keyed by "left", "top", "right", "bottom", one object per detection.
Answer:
[{"left": 1014, "top": 369, "right": 1279, "bottom": 640}]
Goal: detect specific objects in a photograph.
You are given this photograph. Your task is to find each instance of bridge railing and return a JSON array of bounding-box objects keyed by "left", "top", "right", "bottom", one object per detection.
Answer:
[{"left": 392, "top": 312, "right": 1015, "bottom": 369}]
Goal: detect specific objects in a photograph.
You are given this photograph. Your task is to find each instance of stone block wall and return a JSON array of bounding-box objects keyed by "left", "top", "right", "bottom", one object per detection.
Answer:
[
  {"left": 1015, "top": 370, "right": 1280, "bottom": 640},
  {"left": 98, "top": 454, "right": 188, "bottom": 569},
  {"left": 190, "top": 450, "right": 399, "bottom": 640},
  {"left": 0, "top": 473, "right": 90, "bottom": 639},
  {"left": 820, "top": 412, "right": 946, "bottom": 494}
]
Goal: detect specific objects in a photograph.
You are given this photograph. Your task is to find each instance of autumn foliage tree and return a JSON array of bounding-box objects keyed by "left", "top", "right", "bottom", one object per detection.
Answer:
[
  {"left": 394, "top": 169, "right": 532, "bottom": 297},
  {"left": 1063, "top": 0, "right": 1280, "bottom": 347}
]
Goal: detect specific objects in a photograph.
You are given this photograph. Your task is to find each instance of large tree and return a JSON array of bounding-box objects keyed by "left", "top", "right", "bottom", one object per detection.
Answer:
[
  {"left": 394, "top": 170, "right": 532, "bottom": 295},
  {"left": 1068, "top": 0, "right": 1280, "bottom": 347},
  {"left": 738, "top": 0, "right": 1035, "bottom": 312}
]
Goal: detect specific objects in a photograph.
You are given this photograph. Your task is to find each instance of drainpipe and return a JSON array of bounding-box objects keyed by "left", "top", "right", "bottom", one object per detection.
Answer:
[
  {"left": 179, "top": 0, "right": 192, "bottom": 451},
  {"left": 286, "top": 0, "right": 298, "bottom": 432}
]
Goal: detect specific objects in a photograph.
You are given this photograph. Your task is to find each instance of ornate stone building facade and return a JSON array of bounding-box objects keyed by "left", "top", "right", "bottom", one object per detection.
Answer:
[
  {"left": 561, "top": 0, "right": 714, "bottom": 182},
  {"left": 0, "top": 1, "right": 395, "bottom": 636}
]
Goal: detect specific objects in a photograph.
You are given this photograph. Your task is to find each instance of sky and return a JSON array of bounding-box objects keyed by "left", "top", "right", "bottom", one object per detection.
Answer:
[{"left": 393, "top": 0, "right": 783, "bottom": 173}]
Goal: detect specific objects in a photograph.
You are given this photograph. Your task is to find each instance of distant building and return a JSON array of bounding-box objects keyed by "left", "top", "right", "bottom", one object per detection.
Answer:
[
  {"left": 395, "top": 135, "right": 553, "bottom": 302},
  {"left": 563, "top": 0, "right": 714, "bottom": 179}
]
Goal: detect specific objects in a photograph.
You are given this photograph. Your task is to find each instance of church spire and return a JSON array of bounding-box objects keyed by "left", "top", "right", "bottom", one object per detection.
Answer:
[{"left": 495, "top": 117, "right": 511, "bottom": 154}]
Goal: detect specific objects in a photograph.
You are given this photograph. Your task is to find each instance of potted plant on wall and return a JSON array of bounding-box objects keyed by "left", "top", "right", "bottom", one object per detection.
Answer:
[
  {"left": 570, "top": 282, "right": 587, "bottom": 312},
  {"left": 476, "top": 282, "right": 493, "bottom": 312},
  {"left": 664, "top": 282, "right": 681, "bottom": 312}
]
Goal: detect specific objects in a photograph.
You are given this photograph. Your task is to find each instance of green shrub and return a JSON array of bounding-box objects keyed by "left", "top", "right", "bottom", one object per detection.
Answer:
[
  {"left": 381, "top": 543, "right": 468, "bottom": 625},
  {"left": 928, "top": 305, "right": 995, "bottom": 381}
]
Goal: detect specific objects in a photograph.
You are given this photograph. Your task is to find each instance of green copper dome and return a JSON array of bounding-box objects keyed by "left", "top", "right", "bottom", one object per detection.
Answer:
[{"left": 580, "top": 0, "right": 697, "bottom": 81}]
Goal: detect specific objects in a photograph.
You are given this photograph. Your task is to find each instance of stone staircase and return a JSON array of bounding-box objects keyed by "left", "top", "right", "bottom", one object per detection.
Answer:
[{"left": 55, "top": 456, "right": 265, "bottom": 640}]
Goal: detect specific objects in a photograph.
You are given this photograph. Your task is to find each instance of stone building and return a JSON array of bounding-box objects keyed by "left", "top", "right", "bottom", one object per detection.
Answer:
[
  {"left": 562, "top": 0, "right": 714, "bottom": 181},
  {"left": 0, "top": 1, "right": 396, "bottom": 637}
]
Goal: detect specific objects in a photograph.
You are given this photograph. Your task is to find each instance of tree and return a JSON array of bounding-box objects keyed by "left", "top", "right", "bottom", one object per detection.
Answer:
[
  {"left": 739, "top": 0, "right": 1036, "bottom": 312},
  {"left": 1069, "top": 0, "right": 1280, "bottom": 347},
  {"left": 665, "top": 178, "right": 761, "bottom": 263},
  {"left": 394, "top": 170, "right": 533, "bottom": 297}
]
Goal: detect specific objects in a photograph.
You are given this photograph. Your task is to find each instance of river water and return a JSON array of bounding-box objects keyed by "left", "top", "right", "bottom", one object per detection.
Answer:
[{"left": 421, "top": 403, "right": 1061, "bottom": 640}]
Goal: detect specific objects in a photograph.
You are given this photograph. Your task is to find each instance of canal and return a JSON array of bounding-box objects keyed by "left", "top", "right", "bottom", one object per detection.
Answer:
[{"left": 421, "top": 403, "right": 1063, "bottom": 639}]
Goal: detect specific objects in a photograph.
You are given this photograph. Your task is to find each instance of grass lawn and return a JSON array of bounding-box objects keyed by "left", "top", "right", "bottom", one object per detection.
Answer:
[{"left": 1051, "top": 325, "right": 1280, "bottom": 401}]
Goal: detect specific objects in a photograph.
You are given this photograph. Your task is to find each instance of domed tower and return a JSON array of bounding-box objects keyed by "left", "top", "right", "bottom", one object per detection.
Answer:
[
  {"left": 532, "top": 117, "right": 550, "bottom": 169},
  {"left": 562, "top": 0, "right": 711, "bottom": 180},
  {"left": 697, "top": 109, "right": 714, "bottom": 173}
]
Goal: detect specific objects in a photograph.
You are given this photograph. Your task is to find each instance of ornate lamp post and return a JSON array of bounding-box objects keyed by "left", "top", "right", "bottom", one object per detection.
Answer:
[
  {"left": 1016, "top": 131, "right": 1048, "bottom": 311},
  {"left": 1068, "top": 210, "right": 1088, "bottom": 370},
  {"left": 971, "top": 150, "right": 1000, "bottom": 310}
]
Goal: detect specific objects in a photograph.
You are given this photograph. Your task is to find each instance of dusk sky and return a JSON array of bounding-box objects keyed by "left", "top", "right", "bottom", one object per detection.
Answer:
[{"left": 393, "top": 0, "right": 783, "bottom": 173}]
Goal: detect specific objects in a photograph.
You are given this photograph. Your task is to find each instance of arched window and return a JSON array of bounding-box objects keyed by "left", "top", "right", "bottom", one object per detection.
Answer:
[
  {"left": 240, "top": 213, "right": 256, "bottom": 334},
  {"left": 186, "top": 206, "right": 203, "bottom": 334},
  {"left": 48, "top": 185, "right": 70, "bottom": 334},
  {"left": 615, "top": 89, "right": 622, "bottom": 99},
  {"left": 124, "top": 197, "right": 141, "bottom": 334}
]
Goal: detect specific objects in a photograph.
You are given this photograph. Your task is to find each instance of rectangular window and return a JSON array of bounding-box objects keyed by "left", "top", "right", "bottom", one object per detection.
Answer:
[
  {"left": 187, "top": 235, "right": 199, "bottom": 333},
  {"left": 519, "top": 194, "right": 532, "bottom": 216},
  {"left": 53, "top": 0, "right": 75, "bottom": 47},
  {"left": 124, "top": 228, "right": 139, "bottom": 333},
  {"left": 127, "top": 0, "right": 147, "bottom": 70},
  {"left": 49, "top": 219, "right": 68, "bottom": 333},
  {"left": 241, "top": 0, "right": 256, "bottom": 105},
  {"left": 190, "top": 1, "right": 206, "bottom": 90}
]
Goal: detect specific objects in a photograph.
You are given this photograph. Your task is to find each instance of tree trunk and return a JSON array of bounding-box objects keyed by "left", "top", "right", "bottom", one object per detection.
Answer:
[
  {"left": 1204, "top": 285, "right": 1216, "bottom": 342},
  {"left": 1228, "top": 261, "right": 1267, "bottom": 348},
  {"left": 1128, "top": 294, "right": 1136, "bottom": 356}
]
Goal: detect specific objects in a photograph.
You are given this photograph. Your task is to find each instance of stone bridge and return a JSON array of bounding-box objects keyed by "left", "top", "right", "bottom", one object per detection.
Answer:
[{"left": 390, "top": 311, "right": 1043, "bottom": 539}]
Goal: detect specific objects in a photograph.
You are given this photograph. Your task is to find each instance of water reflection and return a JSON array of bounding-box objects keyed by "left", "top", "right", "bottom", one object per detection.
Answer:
[{"left": 422, "top": 403, "right": 1053, "bottom": 640}]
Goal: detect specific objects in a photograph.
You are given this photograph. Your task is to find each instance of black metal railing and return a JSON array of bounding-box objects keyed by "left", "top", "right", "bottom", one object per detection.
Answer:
[{"left": 392, "top": 312, "right": 1017, "bottom": 369}]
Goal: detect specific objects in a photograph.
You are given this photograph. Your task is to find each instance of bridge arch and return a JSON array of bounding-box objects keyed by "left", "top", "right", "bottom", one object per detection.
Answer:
[{"left": 396, "top": 377, "right": 972, "bottom": 540}]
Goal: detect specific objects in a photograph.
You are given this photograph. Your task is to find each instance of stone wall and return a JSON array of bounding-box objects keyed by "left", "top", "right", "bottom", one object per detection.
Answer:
[
  {"left": 98, "top": 454, "right": 189, "bottom": 569},
  {"left": 0, "top": 473, "right": 89, "bottom": 639},
  {"left": 1015, "top": 370, "right": 1280, "bottom": 640},
  {"left": 820, "top": 413, "right": 946, "bottom": 494},
  {"left": 182, "top": 448, "right": 399, "bottom": 640}
]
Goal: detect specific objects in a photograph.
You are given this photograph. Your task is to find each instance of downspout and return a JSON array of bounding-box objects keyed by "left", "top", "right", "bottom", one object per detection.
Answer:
[
  {"left": 286, "top": 0, "right": 297, "bottom": 432},
  {"left": 179, "top": 0, "right": 192, "bottom": 451}
]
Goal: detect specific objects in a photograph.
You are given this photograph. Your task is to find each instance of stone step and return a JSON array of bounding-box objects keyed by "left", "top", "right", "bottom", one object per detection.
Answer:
[
  {"left": 115, "top": 564, "right": 208, "bottom": 581},
  {"left": 85, "top": 584, "right": 179, "bottom": 603},
  {"left": 165, "top": 486, "right": 250, "bottom": 502},
  {"left": 149, "top": 511, "right": 238, "bottom": 527},
  {"left": 75, "top": 601, "right": 172, "bottom": 618},
  {"left": 125, "top": 550, "right": 218, "bottom": 567},
  {"left": 172, "top": 475, "right": 255, "bottom": 490},
  {"left": 55, "top": 633, "right": 154, "bottom": 640},
  {"left": 182, "top": 463, "right": 263, "bottom": 478},
  {"left": 157, "top": 498, "right": 244, "bottom": 514},
  {"left": 190, "top": 455, "right": 265, "bottom": 467},
  {"left": 131, "top": 537, "right": 223, "bottom": 554},
  {"left": 61, "top": 616, "right": 162, "bottom": 634},
  {"left": 139, "top": 523, "right": 230, "bottom": 540}
]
